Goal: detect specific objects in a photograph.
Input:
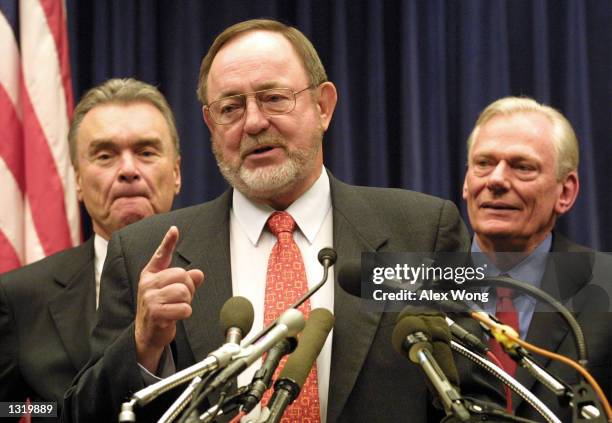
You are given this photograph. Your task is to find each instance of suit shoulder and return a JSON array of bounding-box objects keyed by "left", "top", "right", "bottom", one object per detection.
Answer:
[
  {"left": 349, "top": 185, "right": 457, "bottom": 214},
  {"left": 552, "top": 232, "right": 596, "bottom": 254},
  {"left": 0, "top": 242, "right": 91, "bottom": 296},
  {"left": 118, "top": 200, "right": 221, "bottom": 240}
]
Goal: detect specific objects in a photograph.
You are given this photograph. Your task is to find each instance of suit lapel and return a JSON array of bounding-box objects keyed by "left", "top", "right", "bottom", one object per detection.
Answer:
[
  {"left": 515, "top": 233, "right": 594, "bottom": 402},
  {"left": 48, "top": 239, "right": 96, "bottom": 371},
  {"left": 327, "top": 175, "right": 391, "bottom": 422},
  {"left": 176, "top": 191, "right": 234, "bottom": 360}
]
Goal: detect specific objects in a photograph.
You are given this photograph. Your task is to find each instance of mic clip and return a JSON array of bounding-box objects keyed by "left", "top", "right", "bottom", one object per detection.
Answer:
[{"left": 568, "top": 381, "right": 606, "bottom": 423}]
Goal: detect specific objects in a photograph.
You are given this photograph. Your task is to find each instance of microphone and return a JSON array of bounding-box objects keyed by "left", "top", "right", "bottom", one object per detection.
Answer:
[
  {"left": 240, "top": 337, "right": 297, "bottom": 413},
  {"left": 266, "top": 308, "right": 335, "bottom": 423},
  {"left": 337, "top": 260, "right": 469, "bottom": 315},
  {"left": 154, "top": 297, "right": 255, "bottom": 423},
  {"left": 397, "top": 305, "right": 489, "bottom": 356},
  {"left": 123, "top": 297, "right": 254, "bottom": 413},
  {"left": 203, "top": 308, "right": 305, "bottom": 394},
  {"left": 221, "top": 296, "right": 255, "bottom": 345},
  {"left": 394, "top": 307, "right": 460, "bottom": 387},
  {"left": 392, "top": 312, "right": 470, "bottom": 421},
  {"left": 445, "top": 316, "right": 489, "bottom": 355},
  {"left": 242, "top": 247, "right": 337, "bottom": 348},
  {"left": 317, "top": 247, "right": 337, "bottom": 268}
]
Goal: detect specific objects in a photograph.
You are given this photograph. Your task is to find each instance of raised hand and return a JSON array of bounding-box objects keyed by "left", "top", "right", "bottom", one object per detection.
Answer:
[{"left": 134, "top": 226, "right": 205, "bottom": 372}]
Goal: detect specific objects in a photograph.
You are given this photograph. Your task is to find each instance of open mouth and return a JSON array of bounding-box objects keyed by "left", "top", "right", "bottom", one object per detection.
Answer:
[{"left": 251, "top": 146, "right": 275, "bottom": 155}]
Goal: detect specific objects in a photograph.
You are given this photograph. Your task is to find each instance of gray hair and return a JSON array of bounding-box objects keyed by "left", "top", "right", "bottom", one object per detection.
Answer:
[
  {"left": 467, "top": 96, "right": 579, "bottom": 179},
  {"left": 69, "top": 78, "right": 179, "bottom": 168}
]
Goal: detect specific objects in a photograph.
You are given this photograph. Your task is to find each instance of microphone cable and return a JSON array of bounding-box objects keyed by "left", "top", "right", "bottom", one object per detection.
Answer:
[
  {"left": 470, "top": 275, "right": 588, "bottom": 365},
  {"left": 472, "top": 311, "right": 612, "bottom": 422}
]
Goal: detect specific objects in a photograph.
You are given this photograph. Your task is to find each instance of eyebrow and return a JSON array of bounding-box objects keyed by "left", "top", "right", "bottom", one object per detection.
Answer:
[
  {"left": 87, "top": 138, "right": 164, "bottom": 155},
  {"left": 215, "top": 82, "right": 285, "bottom": 101}
]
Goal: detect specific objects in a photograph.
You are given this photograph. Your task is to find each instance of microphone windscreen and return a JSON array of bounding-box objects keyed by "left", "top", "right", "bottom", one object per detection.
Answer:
[
  {"left": 427, "top": 318, "right": 459, "bottom": 387},
  {"left": 219, "top": 296, "right": 254, "bottom": 336},
  {"left": 391, "top": 315, "right": 430, "bottom": 359},
  {"left": 317, "top": 247, "right": 338, "bottom": 266},
  {"left": 280, "top": 308, "right": 335, "bottom": 389},
  {"left": 277, "top": 308, "right": 306, "bottom": 337},
  {"left": 337, "top": 260, "right": 362, "bottom": 297},
  {"left": 397, "top": 305, "right": 445, "bottom": 323},
  {"left": 392, "top": 312, "right": 459, "bottom": 387}
]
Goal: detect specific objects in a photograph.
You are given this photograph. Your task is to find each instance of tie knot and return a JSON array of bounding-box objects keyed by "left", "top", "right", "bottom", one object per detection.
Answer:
[
  {"left": 496, "top": 287, "right": 514, "bottom": 299},
  {"left": 267, "top": 211, "right": 296, "bottom": 237}
]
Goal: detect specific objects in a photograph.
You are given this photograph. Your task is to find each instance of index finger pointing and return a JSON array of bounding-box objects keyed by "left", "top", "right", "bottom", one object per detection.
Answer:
[{"left": 144, "top": 226, "right": 179, "bottom": 274}]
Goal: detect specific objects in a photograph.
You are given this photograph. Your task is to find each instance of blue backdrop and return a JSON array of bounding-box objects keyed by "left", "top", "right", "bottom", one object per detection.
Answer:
[{"left": 66, "top": 0, "right": 612, "bottom": 250}]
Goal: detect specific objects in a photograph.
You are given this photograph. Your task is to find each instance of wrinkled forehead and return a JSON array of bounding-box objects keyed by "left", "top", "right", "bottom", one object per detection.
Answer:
[
  {"left": 471, "top": 112, "right": 556, "bottom": 161},
  {"left": 77, "top": 102, "right": 173, "bottom": 151}
]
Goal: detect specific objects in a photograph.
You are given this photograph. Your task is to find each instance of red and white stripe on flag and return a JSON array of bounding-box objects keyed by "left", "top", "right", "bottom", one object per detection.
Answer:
[{"left": 0, "top": 0, "right": 80, "bottom": 274}]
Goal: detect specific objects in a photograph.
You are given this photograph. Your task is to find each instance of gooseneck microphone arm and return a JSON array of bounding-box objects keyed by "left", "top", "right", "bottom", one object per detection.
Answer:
[
  {"left": 242, "top": 247, "right": 337, "bottom": 348},
  {"left": 178, "top": 308, "right": 305, "bottom": 423},
  {"left": 450, "top": 340, "right": 561, "bottom": 423},
  {"left": 467, "top": 276, "right": 588, "bottom": 365},
  {"left": 119, "top": 297, "right": 255, "bottom": 423}
]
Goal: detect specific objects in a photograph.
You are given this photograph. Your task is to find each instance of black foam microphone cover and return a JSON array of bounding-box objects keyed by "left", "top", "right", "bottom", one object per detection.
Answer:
[
  {"left": 219, "top": 296, "right": 255, "bottom": 337},
  {"left": 279, "top": 308, "right": 335, "bottom": 389},
  {"left": 337, "top": 260, "right": 362, "bottom": 297},
  {"left": 393, "top": 306, "right": 459, "bottom": 387}
]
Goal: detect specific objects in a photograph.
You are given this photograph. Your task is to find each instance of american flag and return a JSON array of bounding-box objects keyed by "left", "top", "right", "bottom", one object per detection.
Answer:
[{"left": 0, "top": 0, "right": 80, "bottom": 275}]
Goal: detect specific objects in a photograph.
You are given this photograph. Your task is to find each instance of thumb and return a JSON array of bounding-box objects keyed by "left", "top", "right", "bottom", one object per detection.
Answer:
[
  {"left": 143, "top": 226, "right": 179, "bottom": 274},
  {"left": 187, "top": 269, "right": 205, "bottom": 289}
]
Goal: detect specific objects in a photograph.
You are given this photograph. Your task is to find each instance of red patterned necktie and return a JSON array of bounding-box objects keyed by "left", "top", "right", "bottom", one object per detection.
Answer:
[
  {"left": 489, "top": 287, "right": 519, "bottom": 377},
  {"left": 262, "top": 211, "right": 320, "bottom": 422}
]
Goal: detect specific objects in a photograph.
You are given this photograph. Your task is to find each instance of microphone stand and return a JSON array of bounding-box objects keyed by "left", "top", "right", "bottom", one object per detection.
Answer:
[
  {"left": 466, "top": 277, "right": 608, "bottom": 421},
  {"left": 150, "top": 249, "right": 334, "bottom": 423},
  {"left": 119, "top": 343, "right": 241, "bottom": 422},
  {"left": 242, "top": 248, "right": 336, "bottom": 348},
  {"left": 450, "top": 340, "right": 561, "bottom": 423},
  {"left": 460, "top": 275, "right": 588, "bottom": 365}
]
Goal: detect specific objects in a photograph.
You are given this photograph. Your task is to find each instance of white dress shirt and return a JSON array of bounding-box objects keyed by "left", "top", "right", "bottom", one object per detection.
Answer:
[
  {"left": 93, "top": 234, "right": 109, "bottom": 309},
  {"left": 230, "top": 167, "right": 334, "bottom": 422}
]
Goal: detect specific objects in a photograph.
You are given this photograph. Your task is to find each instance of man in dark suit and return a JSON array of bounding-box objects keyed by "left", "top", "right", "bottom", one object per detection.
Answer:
[
  {"left": 463, "top": 96, "right": 612, "bottom": 420},
  {"left": 0, "top": 78, "right": 182, "bottom": 421},
  {"left": 64, "top": 20, "right": 501, "bottom": 422}
]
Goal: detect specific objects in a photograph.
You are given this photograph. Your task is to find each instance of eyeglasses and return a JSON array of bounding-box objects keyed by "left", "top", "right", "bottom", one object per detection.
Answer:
[{"left": 205, "top": 86, "right": 314, "bottom": 125}]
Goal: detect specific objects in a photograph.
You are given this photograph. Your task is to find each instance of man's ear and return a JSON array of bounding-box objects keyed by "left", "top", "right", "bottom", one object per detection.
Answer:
[
  {"left": 555, "top": 171, "right": 579, "bottom": 215},
  {"left": 75, "top": 168, "right": 83, "bottom": 202},
  {"left": 462, "top": 174, "right": 469, "bottom": 201},
  {"left": 316, "top": 82, "right": 338, "bottom": 132},
  {"left": 202, "top": 106, "right": 215, "bottom": 134},
  {"left": 173, "top": 156, "right": 182, "bottom": 195}
]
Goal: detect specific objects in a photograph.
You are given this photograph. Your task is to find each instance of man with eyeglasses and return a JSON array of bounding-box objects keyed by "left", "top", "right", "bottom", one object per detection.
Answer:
[{"left": 64, "top": 19, "right": 501, "bottom": 422}]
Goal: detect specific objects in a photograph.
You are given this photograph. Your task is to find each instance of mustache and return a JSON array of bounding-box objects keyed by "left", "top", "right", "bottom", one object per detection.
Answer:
[{"left": 239, "top": 134, "right": 287, "bottom": 158}]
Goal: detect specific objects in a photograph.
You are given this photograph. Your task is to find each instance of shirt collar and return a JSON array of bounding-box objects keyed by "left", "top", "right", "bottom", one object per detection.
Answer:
[
  {"left": 471, "top": 233, "right": 552, "bottom": 288},
  {"left": 231, "top": 167, "right": 332, "bottom": 246},
  {"left": 94, "top": 234, "right": 109, "bottom": 273}
]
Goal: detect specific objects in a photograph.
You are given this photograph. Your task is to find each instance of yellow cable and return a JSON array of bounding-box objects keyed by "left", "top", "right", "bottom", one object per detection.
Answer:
[{"left": 471, "top": 312, "right": 612, "bottom": 422}]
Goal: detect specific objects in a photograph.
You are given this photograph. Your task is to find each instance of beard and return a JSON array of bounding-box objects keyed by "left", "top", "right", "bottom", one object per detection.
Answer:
[{"left": 212, "top": 129, "right": 322, "bottom": 202}]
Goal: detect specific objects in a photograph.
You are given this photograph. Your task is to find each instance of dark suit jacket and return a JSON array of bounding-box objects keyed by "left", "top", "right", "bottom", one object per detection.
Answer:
[
  {"left": 514, "top": 233, "right": 612, "bottom": 421},
  {"left": 0, "top": 239, "right": 97, "bottom": 422},
  {"left": 64, "top": 175, "right": 501, "bottom": 422}
]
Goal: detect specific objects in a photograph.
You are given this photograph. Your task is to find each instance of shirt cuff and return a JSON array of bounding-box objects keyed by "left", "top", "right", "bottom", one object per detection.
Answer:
[{"left": 137, "top": 345, "right": 176, "bottom": 384}]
